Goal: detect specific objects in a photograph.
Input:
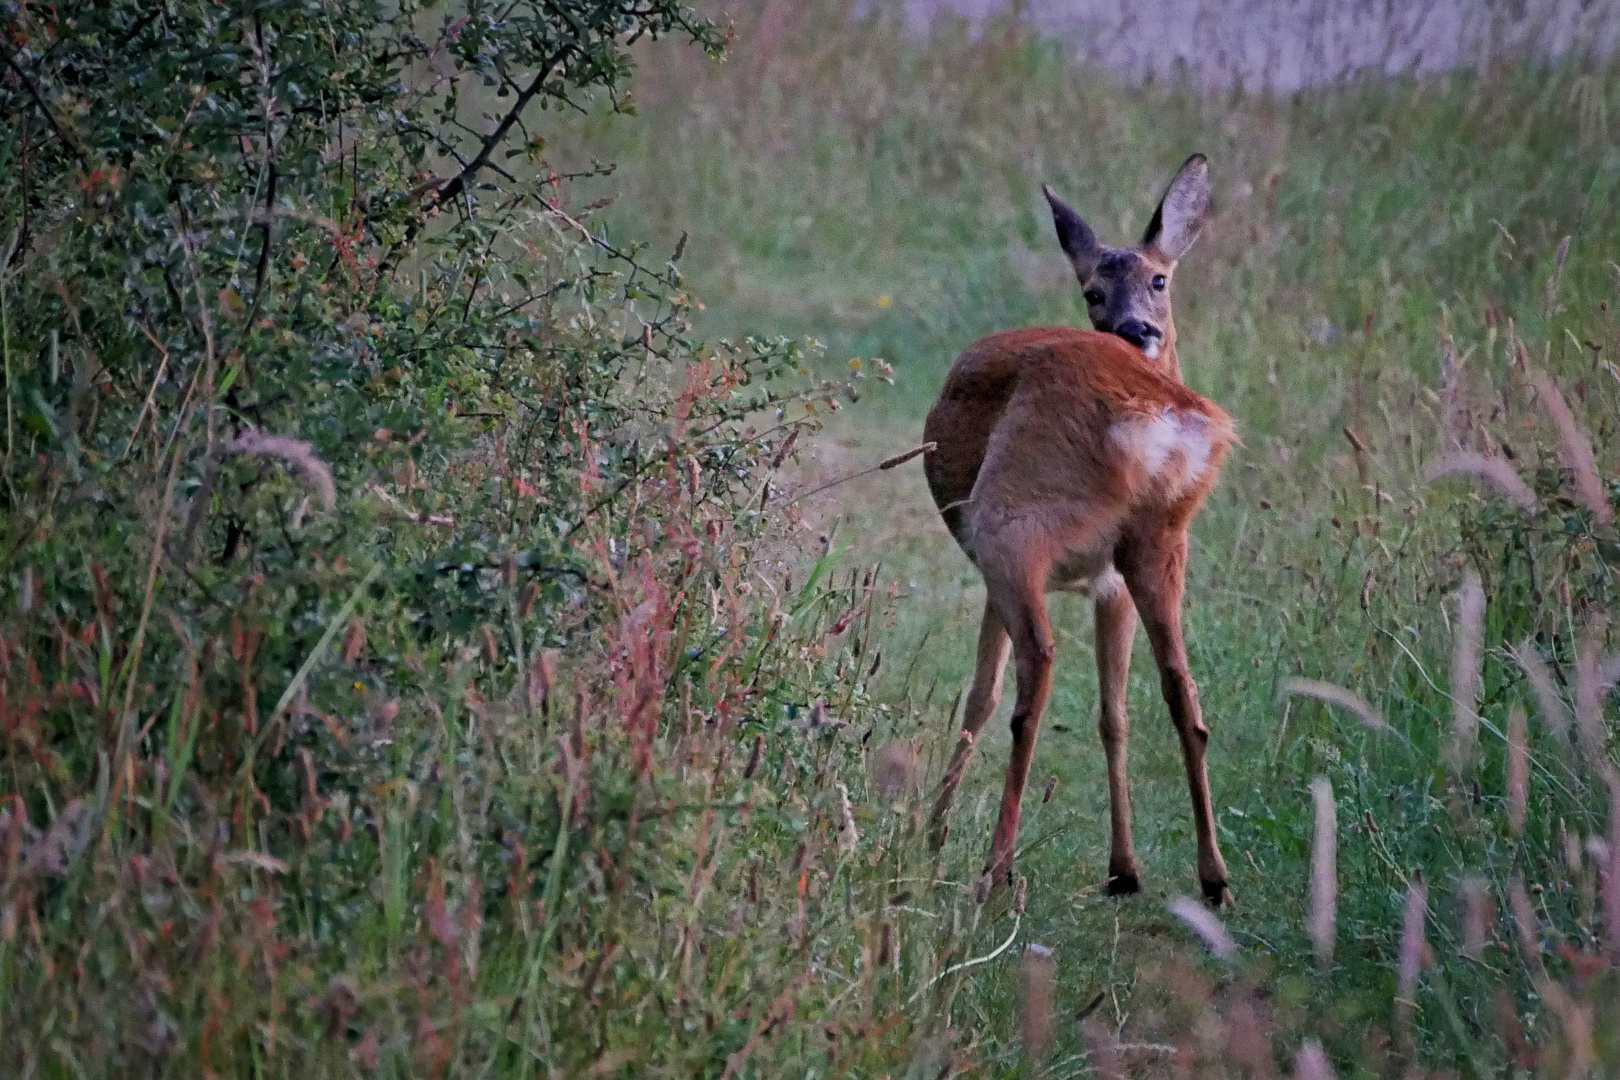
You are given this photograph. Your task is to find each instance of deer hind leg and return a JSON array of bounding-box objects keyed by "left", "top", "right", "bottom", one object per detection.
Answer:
[
  {"left": 1118, "top": 530, "right": 1232, "bottom": 906},
  {"left": 929, "top": 601, "right": 1012, "bottom": 851},
  {"left": 982, "top": 571, "right": 1056, "bottom": 886},
  {"left": 1094, "top": 574, "right": 1142, "bottom": 895}
]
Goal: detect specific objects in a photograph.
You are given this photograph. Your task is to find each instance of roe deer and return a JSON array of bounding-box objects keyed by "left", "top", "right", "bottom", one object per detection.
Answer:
[{"left": 922, "top": 154, "right": 1235, "bottom": 905}]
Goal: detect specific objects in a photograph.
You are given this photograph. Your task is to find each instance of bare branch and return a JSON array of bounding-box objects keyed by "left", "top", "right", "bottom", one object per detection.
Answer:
[{"left": 433, "top": 51, "right": 566, "bottom": 210}]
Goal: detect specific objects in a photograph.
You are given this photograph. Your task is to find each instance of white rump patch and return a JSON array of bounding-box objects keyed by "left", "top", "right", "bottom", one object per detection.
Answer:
[{"left": 1109, "top": 408, "right": 1214, "bottom": 486}]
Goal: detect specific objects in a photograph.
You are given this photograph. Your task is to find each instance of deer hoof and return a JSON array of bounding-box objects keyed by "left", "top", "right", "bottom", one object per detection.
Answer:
[
  {"left": 1105, "top": 871, "right": 1141, "bottom": 896},
  {"left": 1201, "top": 879, "right": 1234, "bottom": 907}
]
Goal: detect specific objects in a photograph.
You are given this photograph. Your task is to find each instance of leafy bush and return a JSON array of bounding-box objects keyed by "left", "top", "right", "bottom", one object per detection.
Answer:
[{"left": 0, "top": 1, "right": 937, "bottom": 1074}]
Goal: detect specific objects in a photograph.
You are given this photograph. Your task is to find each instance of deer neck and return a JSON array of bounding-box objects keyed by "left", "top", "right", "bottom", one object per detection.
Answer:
[{"left": 1158, "top": 337, "right": 1183, "bottom": 382}]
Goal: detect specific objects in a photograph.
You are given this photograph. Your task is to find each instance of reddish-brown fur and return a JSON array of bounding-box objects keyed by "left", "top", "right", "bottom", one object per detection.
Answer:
[{"left": 921, "top": 156, "right": 1236, "bottom": 905}]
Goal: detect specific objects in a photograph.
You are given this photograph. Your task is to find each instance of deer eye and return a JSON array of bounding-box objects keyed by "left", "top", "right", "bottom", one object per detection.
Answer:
[
  {"left": 1083, "top": 289, "right": 1104, "bottom": 306},
  {"left": 1151, "top": 274, "right": 1167, "bottom": 291}
]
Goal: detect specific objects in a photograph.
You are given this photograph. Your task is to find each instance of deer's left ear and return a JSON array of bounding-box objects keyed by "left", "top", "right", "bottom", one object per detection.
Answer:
[{"left": 1142, "top": 153, "right": 1210, "bottom": 262}]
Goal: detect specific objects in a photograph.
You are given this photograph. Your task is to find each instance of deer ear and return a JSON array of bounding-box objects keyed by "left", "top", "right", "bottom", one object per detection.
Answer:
[
  {"left": 1043, "top": 184, "right": 1101, "bottom": 278},
  {"left": 1141, "top": 153, "right": 1210, "bottom": 262}
]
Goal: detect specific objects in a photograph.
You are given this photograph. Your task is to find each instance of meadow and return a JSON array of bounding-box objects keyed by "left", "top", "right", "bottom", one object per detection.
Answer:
[
  {"left": 553, "top": 3, "right": 1620, "bottom": 1072},
  {"left": 1, "top": 0, "right": 1618, "bottom": 1075}
]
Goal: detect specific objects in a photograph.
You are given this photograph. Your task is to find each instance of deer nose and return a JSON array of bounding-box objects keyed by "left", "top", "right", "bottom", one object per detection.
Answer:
[{"left": 1115, "top": 319, "right": 1161, "bottom": 349}]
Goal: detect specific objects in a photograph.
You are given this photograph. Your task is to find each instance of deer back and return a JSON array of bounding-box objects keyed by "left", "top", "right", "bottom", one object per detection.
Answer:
[{"left": 924, "top": 327, "right": 1232, "bottom": 551}]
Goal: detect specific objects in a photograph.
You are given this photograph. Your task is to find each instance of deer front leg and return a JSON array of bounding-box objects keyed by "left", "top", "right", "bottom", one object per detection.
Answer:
[
  {"left": 929, "top": 601, "right": 1011, "bottom": 851},
  {"left": 1119, "top": 531, "right": 1232, "bottom": 906},
  {"left": 1094, "top": 576, "right": 1141, "bottom": 895}
]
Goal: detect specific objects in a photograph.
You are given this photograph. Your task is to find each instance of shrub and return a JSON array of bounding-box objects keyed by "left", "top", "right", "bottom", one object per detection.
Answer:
[{"left": 0, "top": 1, "right": 929, "bottom": 1073}]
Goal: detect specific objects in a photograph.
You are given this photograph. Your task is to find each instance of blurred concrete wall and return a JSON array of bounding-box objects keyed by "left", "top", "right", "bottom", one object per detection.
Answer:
[{"left": 906, "top": 0, "right": 1620, "bottom": 89}]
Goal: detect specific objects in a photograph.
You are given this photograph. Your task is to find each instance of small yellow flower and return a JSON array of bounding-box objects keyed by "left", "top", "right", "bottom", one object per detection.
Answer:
[
  {"left": 876, "top": 295, "right": 892, "bottom": 309},
  {"left": 353, "top": 681, "right": 367, "bottom": 691}
]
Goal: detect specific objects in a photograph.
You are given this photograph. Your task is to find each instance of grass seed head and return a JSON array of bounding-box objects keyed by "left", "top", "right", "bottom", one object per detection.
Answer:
[
  {"left": 1308, "top": 776, "right": 1337, "bottom": 964},
  {"left": 1447, "top": 571, "right": 1485, "bottom": 778},
  {"left": 1459, "top": 876, "right": 1492, "bottom": 961},
  {"left": 1395, "top": 878, "right": 1429, "bottom": 1051},
  {"left": 1294, "top": 1037, "right": 1334, "bottom": 1080},
  {"left": 1512, "top": 639, "right": 1573, "bottom": 756},
  {"left": 1396, "top": 878, "right": 1429, "bottom": 997},
  {"left": 1531, "top": 368, "right": 1613, "bottom": 526},
  {"left": 1607, "top": 769, "right": 1620, "bottom": 965},
  {"left": 1574, "top": 617, "right": 1614, "bottom": 769},
  {"left": 872, "top": 740, "right": 918, "bottom": 799},
  {"left": 1280, "top": 678, "right": 1395, "bottom": 737},
  {"left": 836, "top": 781, "right": 859, "bottom": 854},
  {"left": 1020, "top": 943, "right": 1056, "bottom": 1067},
  {"left": 340, "top": 616, "right": 366, "bottom": 664},
  {"left": 1422, "top": 450, "right": 1540, "bottom": 512},
  {"left": 1169, "top": 896, "right": 1237, "bottom": 960},
  {"left": 229, "top": 431, "right": 337, "bottom": 510}
]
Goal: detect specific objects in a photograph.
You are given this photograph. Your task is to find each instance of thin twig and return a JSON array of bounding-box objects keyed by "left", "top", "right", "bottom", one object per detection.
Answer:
[
  {"left": 787, "top": 443, "right": 936, "bottom": 505},
  {"left": 908, "top": 912, "right": 1021, "bottom": 1005},
  {"left": 1, "top": 230, "right": 13, "bottom": 464},
  {"left": 108, "top": 419, "right": 190, "bottom": 816},
  {"left": 171, "top": 205, "right": 220, "bottom": 450},
  {"left": 120, "top": 322, "right": 172, "bottom": 461},
  {"left": 2, "top": 49, "right": 88, "bottom": 166}
]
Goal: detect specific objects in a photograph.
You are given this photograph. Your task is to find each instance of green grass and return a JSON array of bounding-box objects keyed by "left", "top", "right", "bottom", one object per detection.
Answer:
[{"left": 541, "top": 5, "right": 1620, "bottom": 1071}]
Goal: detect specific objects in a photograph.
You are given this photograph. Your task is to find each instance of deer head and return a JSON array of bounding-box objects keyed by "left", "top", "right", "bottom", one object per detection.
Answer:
[{"left": 1042, "top": 154, "right": 1211, "bottom": 373}]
